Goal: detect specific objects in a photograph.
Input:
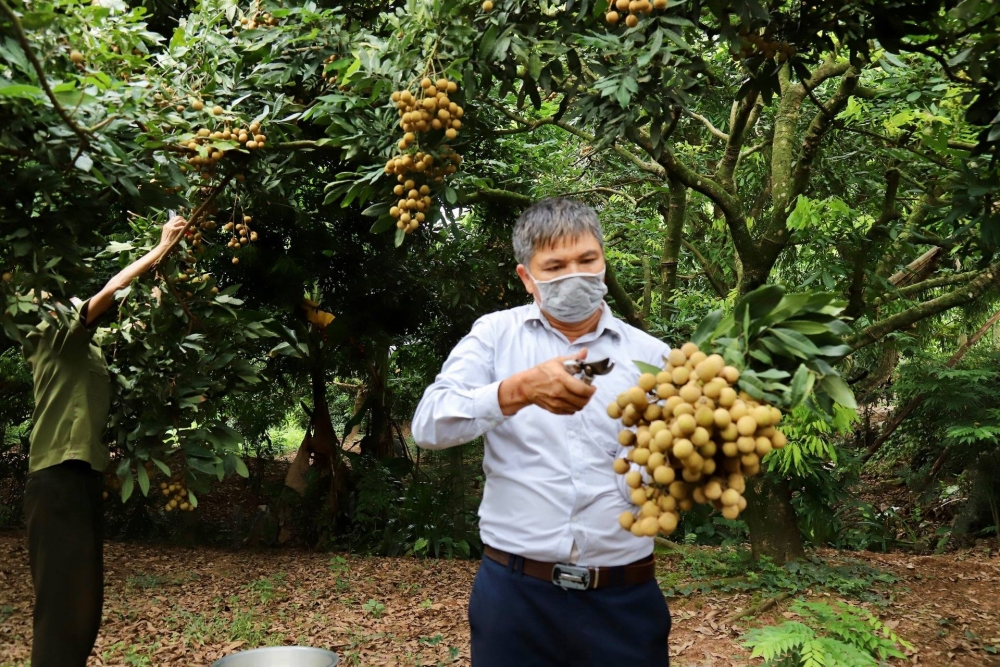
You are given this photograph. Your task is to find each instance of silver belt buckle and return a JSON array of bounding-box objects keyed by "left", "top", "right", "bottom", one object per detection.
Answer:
[{"left": 552, "top": 563, "right": 591, "bottom": 590}]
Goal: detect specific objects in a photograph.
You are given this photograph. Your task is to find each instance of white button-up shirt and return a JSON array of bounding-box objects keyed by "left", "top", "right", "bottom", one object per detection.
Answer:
[{"left": 412, "top": 302, "right": 670, "bottom": 567}]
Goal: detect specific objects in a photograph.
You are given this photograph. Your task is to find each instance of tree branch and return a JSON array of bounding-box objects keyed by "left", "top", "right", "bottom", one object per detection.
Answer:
[
  {"left": 684, "top": 108, "right": 729, "bottom": 141},
  {"left": 681, "top": 238, "right": 729, "bottom": 297},
  {"left": 877, "top": 270, "right": 978, "bottom": 304},
  {"left": 0, "top": 0, "right": 91, "bottom": 150},
  {"left": 845, "top": 167, "right": 900, "bottom": 319},
  {"left": 716, "top": 91, "right": 760, "bottom": 193},
  {"left": 848, "top": 262, "right": 1000, "bottom": 351}
]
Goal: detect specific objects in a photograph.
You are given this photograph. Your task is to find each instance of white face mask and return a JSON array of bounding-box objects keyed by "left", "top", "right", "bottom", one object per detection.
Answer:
[{"left": 528, "top": 269, "right": 608, "bottom": 323}]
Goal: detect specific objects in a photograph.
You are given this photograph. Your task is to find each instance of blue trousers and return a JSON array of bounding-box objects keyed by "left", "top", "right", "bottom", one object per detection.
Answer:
[{"left": 469, "top": 555, "right": 671, "bottom": 666}]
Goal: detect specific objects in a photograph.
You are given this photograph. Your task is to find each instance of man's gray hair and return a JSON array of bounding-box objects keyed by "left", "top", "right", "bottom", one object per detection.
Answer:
[{"left": 512, "top": 197, "right": 604, "bottom": 267}]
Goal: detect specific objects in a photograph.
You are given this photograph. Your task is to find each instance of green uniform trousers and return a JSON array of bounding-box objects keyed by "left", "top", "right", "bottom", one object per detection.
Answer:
[{"left": 24, "top": 460, "right": 104, "bottom": 667}]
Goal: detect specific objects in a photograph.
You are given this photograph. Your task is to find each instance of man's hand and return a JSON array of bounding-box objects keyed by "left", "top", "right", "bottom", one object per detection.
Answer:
[
  {"left": 499, "top": 348, "right": 597, "bottom": 416},
  {"left": 158, "top": 216, "right": 188, "bottom": 251}
]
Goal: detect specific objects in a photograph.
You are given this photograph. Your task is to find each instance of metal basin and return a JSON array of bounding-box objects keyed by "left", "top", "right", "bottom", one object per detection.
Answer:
[{"left": 212, "top": 646, "right": 340, "bottom": 667}]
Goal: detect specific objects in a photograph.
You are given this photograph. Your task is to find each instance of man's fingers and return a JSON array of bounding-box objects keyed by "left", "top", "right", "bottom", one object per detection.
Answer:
[{"left": 560, "top": 373, "right": 596, "bottom": 399}]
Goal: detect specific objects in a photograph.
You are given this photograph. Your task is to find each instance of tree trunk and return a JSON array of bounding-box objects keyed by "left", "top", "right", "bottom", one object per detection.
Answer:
[
  {"left": 743, "top": 474, "right": 805, "bottom": 564},
  {"left": 360, "top": 343, "right": 395, "bottom": 459},
  {"left": 659, "top": 177, "right": 686, "bottom": 318},
  {"left": 641, "top": 256, "right": 652, "bottom": 320},
  {"left": 605, "top": 262, "right": 646, "bottom": 330}
]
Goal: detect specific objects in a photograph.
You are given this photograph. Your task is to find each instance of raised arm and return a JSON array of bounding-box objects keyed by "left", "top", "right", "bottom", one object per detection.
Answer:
[{"left": 84, "top": 216, "right": 187, "bottom": 325}]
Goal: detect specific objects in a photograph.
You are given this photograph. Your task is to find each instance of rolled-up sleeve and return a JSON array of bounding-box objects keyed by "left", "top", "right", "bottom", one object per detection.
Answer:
[{"left": 412, "top": 316, "right": 507, "bottom": 450}]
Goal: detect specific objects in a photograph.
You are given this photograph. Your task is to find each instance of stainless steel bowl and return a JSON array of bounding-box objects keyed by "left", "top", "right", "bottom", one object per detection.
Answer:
[{"left": 211, "top": 646, "right": 340, "bottom": 667}]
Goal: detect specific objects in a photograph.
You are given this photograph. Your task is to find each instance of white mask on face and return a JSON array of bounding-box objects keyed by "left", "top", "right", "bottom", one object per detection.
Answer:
[{"left": 528, "top": 269, "right": 608, "bottom": 323}]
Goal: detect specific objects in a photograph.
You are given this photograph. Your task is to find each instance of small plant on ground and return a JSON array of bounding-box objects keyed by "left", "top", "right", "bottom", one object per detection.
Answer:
[
  {"left": 741, "top": 599, "right": 912, "bottom": 666},
  {"left": 362, "top": 598, "right": 386, "bottom": 618}
]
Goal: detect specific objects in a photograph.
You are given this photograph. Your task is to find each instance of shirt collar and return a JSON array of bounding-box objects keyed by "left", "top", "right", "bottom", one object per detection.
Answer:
[{"left": 525, "top": 301, "right": 623, "bottom": 341}]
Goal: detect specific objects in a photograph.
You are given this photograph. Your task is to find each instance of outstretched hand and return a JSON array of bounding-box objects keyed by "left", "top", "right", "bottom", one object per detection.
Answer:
[{"left": 158, "top": 216, "right": 188, "bottom": 251}]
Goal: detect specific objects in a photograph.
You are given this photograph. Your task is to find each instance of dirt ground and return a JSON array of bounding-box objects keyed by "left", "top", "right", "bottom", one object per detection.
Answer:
[{"left": 1, "top": 534, "right": 998, "bottom": 666}]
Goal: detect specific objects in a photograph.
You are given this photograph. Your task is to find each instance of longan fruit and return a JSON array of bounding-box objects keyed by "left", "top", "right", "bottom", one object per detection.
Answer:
[
  {"left": 678, "top": 498, "right": 694, "bottom": 511},
  {"left": 638, "top": 372, "right": 657, "bottom": 392},
  {"left": 691, "top": 427, "right": 710, "bottom": 446},
  {"left": 669, "top": 481, "right": 688, "bottom": 500},
  {"left": 728, "top": 474, "right": 746, "bottom": 494},
  {"left": 699, "top": 441, "right": 717, "bottom": 458},
  {"left": 619, "top": 512, "right": 635, "bottom": 530},
  {"left": 663, "top": 396, "right": 683, "bottom": 414},
  {"left": 625, "top": 471, "right": 642, "bottom": 489},
  {"left": 673, "top": 402, "right": 695, "bottom": 418},
  {"left": 618, "top": 429, "right": 636, "bottom": 446},
  {"left": 695, "top": 354, "right": 724, "bottom": 381},
  {"left": 653, "top": 465, "right": 674, "bottom": 485},
  {"left": 737, "top": 496, "right": 748, "bottom": 511},
  {"left": 445, "top": 128, "right": 458, "bottom": 139},
  {"left": 631, "top": 487, "right": 647, "bottom": 505},
  {"left": 720, "top": 423, "right": 739, "bottom": 442},
  {"left": 647, "top": 452, "right": 665, "bottom": 470},
  {"left": 653, "top": 0, "right": 667, "bottom": 8},
  {"left": 702, "top": 379, "right": 723, "bottom": 400},
  {"left": 668, "top": 349, "right": 687, "bottom": 366},
  {"left": 643, "top": 404, "right": 662, "bottom": 421},
  {"left": 679, "top": 383, "right": 702, "bottom": 404},
  {"left": 212, "top": 105, "right": 224, "bottom": 115},
  {"left": 653, "top": 429, "right": 673, "bottom": 451},
  {"left": 704, "top": 480, "right": 723, "bottom": 500},
  {"left": 683, "top": 452, "right": 704, "bottom": 472},
  {"left": 671, "top": 366, "right": 690, "bottom": 385},
  {"left": 721, "top": 366, "right": 740, "bottom": 383},
  {"left": 639, "top": 516, "right": 659, "bottom": 537},
  {"left": 713, "top": 408, "right": 732, "bottom": 429},
  {"left": 718, "top": 387, "right": 737, "bottom": 407},
  {"left": 722, "top": 505, "right": 740, "bottom": 520},
  {"left": 649, "top": 420, "right": 667, "bottom": 435},
  {"left": 752, "top": 405, "right": 773, "bottom": 427},
  {"left": 692, "top": 486, "right": 707, "bottom": 505},
  {"left": 607, "top": 402, "right": 623, "bottom": 419},
  {"left": 736, "top": 415, "right": 758, "bottom": 436},
  {"left": 675, "top": 414, "right": 696, "bottom": 435},
  {"left": 657, "top": 383, "right": 677, "bottom": 399},
  {"left": 672, "top": 439, "right": 694, "bottom": 459},
  {"left": 627, "top": 386, "right": 647, "bottom": 405},
  {"left": 770, "top": 406, "right": 783, "bottom": 424},
  {"left": 740, "top": 452, "right": 759, "bottom": 468},
  {"left": 688, "top": 351, "right": 707, "bottom": 367},
  {"left": 192, "top": 100, "right": 205, "bottom": 111},
  {"left": 232, "top": 257, "right": 240, "bottom": 265},
  {"left": 755, "top": 437, "right": 773, "bottom": 457},
  {"left": 613, "top": 458, "right": 630, "bottom": 474},
  {"left": 771, "top": 431, "right": 787, "bottom": 449},
  {"left": 681, "top": 342, "right": 699, "bottom": 357},
  {"left": 640, "top": 500, "right": 659, "bottom": 518},
  {"left": 632, "top": 448, "right": 650, "bottom": 466},
  {"left": 636, "top": 430, "right": 652, "bottom": 449},
  {"left": 658, "top": 495, "right": 677, "bottom": 512},
  {"left": 736, "top": 436, "right": 756, "bottom": 454},
  {"left": 616, "top": 392, "right": 631, "bottom": 409},
  {"left": 616, "top": 0, "right": 629, "bottom": 9},
  {"left": 695, "top": 406, "right": 715, "bottom": 428},
  {"left": 658, "top": 512, "right": 678, "bottom": 534},
  {"left": 721, "top": 488, "right": 740, "bottom": 506}
]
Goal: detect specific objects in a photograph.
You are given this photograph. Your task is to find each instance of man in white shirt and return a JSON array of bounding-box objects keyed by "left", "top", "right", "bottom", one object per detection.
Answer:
[{"left": 412, "top": 198, "right": 671, "bottom": 666}]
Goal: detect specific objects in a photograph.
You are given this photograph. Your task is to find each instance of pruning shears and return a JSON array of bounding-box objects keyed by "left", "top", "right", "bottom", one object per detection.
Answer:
[{"left": 562, "top": 357, "right": 615, "bottom": 385}]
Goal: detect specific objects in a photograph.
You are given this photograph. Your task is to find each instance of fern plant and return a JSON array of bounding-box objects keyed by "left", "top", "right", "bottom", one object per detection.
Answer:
[{"left": 741, "top": 600, "right": 912, "bottom": 667}]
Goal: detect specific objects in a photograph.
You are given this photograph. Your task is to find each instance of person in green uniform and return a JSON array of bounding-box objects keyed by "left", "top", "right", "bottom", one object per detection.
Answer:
[{"left": 23, "top": 215, "right": 187, "bottom": 667}]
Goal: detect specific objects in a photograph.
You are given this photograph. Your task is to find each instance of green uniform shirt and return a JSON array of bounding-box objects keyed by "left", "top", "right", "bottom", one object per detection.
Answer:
[{"left": 25, "top": 302, "right": 111, "bottom": 473}]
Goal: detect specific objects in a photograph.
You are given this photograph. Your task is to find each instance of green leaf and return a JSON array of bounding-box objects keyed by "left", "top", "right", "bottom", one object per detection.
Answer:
[
  {"left": 789, "top": 364, "right": 813, "bottom": 406},
  {"left": 734, "top": 284, "right": 785, "bottom": 323},
  {"left": 137, "top": 464, "right": 150, "bottom": 496},
  {"left": 362, "top": 201, "right": 389, "bottom": 218},
  {"left": 0, "top": 84, "right": 44, "bottom": 99},
  {"left": 691, "top": 309, "right": 724, "bottom": 347},
  {"left": 234, "top": 456, "right": 249, "bottom": 478},
  {"left": 120, "top": 471, "right": 134, "bottom": 503},
  {"left": 369, "top": 215, "right": 396, "bottom": 234},
  {"left": 394, "top": 227, "right": 405, "bottom": 247},
  {"left": 187, "top": 490, "right": 198, "bottom": 508},
  {"left": 633, "top": 360, "right": 661, "bottom": 375},
  {"left": 818, "top": 375, "right": 857, "bottom": 409},
  {"left": 151, "top": 458, "right": 171, "bottom": 477}
]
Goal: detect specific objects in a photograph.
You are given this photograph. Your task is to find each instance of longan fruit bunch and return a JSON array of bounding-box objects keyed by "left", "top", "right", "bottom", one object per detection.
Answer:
[
  {"left": 606, "top": 0, "right": 668, "bottom": 27},
  {"left": 733, "top": 28, "right": 797, "bottom": 63},
  {"left": 237, "top": 12, "right": 279, "bottom": 31},
  {"left": 384, "top": 76, "right": 465, "bottom": 234},
  {"left": 610, "top": 341, "right": 788, "bottom": 538},
  {"left": 223, "top": 214, "right": 259, "bottom": 261},
  {"left": 322, "top": 54, "right": 339, "bottom": 87},
  {"left": 161, "top": 480, "right": 195, "bottom": 512}
]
